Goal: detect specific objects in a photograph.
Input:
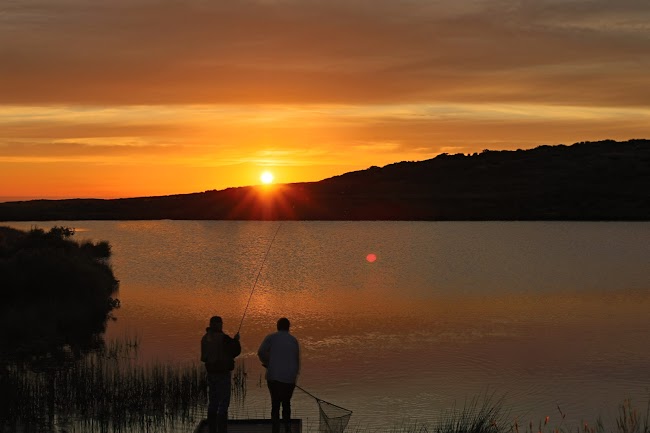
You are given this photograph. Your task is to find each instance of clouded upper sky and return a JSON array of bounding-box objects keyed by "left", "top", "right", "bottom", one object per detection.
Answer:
[{"left": 1, "top": 0, "right": 649, "bottom": 199}]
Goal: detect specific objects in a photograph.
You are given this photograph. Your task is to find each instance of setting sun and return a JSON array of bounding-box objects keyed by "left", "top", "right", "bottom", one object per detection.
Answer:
[{"left": 260, "top": 171, "right": 274, "bottom": 184}]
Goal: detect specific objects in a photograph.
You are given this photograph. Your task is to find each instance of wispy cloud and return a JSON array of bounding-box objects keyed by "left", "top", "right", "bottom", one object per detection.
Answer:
[
  {"left": 1, "top": 0, "right": 649, "bottom": 106},
  {"left": 1, "top": 0, "right": 649, "bottom": 198},
  {"left": 2, "top": 103, "right": 648, "bottom": 164}
]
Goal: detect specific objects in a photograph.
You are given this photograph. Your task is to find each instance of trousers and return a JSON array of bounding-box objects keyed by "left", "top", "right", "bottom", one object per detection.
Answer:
[
  {"left": 267, "top": 380, "right": 296, "bottom": 433},
  {"left": 208, "top": 372, "right": 231, "bottom": 433}
]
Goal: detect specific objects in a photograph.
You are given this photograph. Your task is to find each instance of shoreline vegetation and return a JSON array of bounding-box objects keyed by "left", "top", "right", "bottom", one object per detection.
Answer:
[
  {"left": 1, "top": 337, "right": 205, "bottom": 432},
  {"left": 0, "top": 139, "right": 649, "bottom": 221},
  {"left": 0, "top": 225, "right": 120, "bottom": 358},
  {"left": 0, "top": 337, "right": 246, "bottom": 433},
  {"left": 1, "top": 338, "right": 648, "bottom": 433}
]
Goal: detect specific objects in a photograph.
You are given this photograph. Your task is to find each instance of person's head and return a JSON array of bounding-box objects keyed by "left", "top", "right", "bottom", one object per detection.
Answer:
[
  {"left": 277, "top": 317, "right": 290, "bottom": 331},
  {"left": 209, "top": 316, "right": 223, "bottom": 332}
]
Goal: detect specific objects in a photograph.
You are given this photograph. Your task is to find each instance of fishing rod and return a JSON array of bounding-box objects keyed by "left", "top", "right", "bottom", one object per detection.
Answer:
[
  {"left": 237, "top": 221, "right": 283, "bottom": 334},
  {"left": 234, "top": 222, "right": 354, "bottom": 429}
]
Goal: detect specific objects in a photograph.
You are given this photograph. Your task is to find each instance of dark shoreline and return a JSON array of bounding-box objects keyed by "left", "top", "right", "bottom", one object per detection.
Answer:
[{"left": 1, "top": 139, "right": 648, "bottom": 222}]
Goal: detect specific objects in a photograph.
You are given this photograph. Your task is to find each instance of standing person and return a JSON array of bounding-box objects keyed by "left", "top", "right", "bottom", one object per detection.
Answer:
[
  {"left": 201, "top": 316, "right": 241, "bottom": 433},
  {"left": 257, "top": 317, "right": 301, "bottom": 433}
]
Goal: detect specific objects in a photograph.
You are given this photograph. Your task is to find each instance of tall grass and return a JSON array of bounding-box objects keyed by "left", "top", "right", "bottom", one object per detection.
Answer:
[
  {"left": 432, "top": 393, "right": 506, "bottom": 433},
  {"left": 368, "top": 396, "right": 650, "bottom": 433},
  {"left": 0, "top": 338, "right": 248, "bottom": 433},
  {"left": 616, "top": 399, "right": 650, "bottom": 433},
  {"left": 1, "top": 336, "right": 647, "bottom": 433},
  {"left": 232, "top": 360, "right": 248, "bottom": 403},
  {"left": 507, "top": 400, "right": 650, "bottom": 433}
]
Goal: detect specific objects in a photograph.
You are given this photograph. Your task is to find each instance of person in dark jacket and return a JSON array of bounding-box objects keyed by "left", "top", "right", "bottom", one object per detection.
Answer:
[{"left": 201, "top": 316, "right": 241, "bottom": 433}]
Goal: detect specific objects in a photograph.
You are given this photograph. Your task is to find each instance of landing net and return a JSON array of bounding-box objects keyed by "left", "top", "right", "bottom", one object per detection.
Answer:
[
  {"left": 296, "top": 385, "right": 352, "bottom": 433},
  {"left": 317, "top": 398, "right": 353, "bottom": 433}
]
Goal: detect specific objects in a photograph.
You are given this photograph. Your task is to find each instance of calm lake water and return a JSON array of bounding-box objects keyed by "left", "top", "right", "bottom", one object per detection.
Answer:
[{"left": 6, "top": 221, "right": 650, "bottom": 431}]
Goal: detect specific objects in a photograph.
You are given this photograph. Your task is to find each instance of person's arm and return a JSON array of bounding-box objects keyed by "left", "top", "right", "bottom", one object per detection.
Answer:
[
  {"left": 229, "top": 335, "right": 242, "bottom": 358},
  {"left": 200, "top": 335, "right": 207, "bottom": 363},
  {"left": 257, "top": 335, "right": 271, "bottom": 367},
  {"left": 296, "top": 340, "right": 301, "bottom": 377}
]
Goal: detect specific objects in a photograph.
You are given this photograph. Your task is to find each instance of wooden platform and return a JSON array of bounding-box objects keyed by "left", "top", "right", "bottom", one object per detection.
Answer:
[{"left": 193, "top": 418, "right": 302, "bottom": 433}]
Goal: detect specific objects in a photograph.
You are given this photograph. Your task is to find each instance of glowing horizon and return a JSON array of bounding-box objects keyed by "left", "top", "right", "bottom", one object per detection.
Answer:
[{"left": 1, "top": 0, "right": 649, "bottom": 200}]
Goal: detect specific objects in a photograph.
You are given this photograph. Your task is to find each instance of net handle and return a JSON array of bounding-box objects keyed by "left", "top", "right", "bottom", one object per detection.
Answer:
[{"left": 296, "top": 385, "right": 353, "bottom": 414}]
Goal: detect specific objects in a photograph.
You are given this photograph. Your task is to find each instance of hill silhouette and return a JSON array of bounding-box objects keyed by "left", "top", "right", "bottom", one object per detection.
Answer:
[{"left": 1, "top": 139, "right": 648, "bottom": 221}]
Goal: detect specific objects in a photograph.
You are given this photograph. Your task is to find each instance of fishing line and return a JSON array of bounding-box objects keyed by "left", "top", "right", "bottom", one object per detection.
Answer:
[
  {"left": 234, "top": 222, "right": 353, "bottom": 432},
  {"left": 237, "top": 221, "right": 283, "bottom": 334}
]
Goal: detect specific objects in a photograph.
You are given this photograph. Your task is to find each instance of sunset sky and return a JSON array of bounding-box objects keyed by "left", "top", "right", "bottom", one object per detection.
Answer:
[{"left": 1, "top": 0, "right": 649, "bottom": 200}]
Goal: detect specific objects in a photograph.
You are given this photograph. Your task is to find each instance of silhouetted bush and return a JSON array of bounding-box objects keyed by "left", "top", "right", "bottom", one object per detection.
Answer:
[
  {"left": 0, "top": 226, "right": 120, "bottom": 358},
  {"left": 80, "top": 239, "right": 111, "bottom": 259}
]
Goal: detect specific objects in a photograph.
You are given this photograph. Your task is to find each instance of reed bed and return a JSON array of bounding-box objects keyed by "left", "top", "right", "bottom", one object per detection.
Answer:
[
  {"left": 1, "top": 340, "right": 647, "bottom": 433},
  {"left": 375, "top": 397, "right": 650, "bottom": 433},
  {"left": 232, "top": 360, "right": 248, "bottom": 404},
  {"left": 432, "top": 393, "right": 506, "bottom": 433},
  {"left": 0, "top": 338, "right": 248, "bottom": 433},
  {"left": 506, "top": 400, "right": 650, "bottom": 433}
]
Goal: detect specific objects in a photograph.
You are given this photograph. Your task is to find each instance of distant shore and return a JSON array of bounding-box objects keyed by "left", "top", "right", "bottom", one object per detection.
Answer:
[{"left": 1, "top": 139, "right": 648, "bottom": 221}]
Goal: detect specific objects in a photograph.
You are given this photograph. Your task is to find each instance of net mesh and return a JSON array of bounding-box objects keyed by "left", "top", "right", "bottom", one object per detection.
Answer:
[{"left": 317, "top": 399, "right": 353, "bottom": 433}]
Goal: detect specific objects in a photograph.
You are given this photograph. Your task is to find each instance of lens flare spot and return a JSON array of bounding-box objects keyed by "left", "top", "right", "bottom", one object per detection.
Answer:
[{"left": 366, "top": 253, "right": 377, "bottom": 263}]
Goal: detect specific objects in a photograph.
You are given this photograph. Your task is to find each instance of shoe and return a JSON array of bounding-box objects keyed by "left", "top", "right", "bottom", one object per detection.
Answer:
[
  {"left": 217, "top": 414, "right": 228, "bottom": 433},
  {"left": 207, "top": 409, "right": 218, "bottom": 433}
]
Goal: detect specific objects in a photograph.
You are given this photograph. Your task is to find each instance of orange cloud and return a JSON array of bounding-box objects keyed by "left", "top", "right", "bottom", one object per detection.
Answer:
[
  {"left": 1, "top": 0, "right": 649, "bottom": 106},
  {"left": 1, "top": 0, "right": 649, "bottom": 199}
]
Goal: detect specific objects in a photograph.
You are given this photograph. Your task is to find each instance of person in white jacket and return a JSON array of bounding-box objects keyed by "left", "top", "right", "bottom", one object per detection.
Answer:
[{"left": 257, "top": 317, "right": 301, "bottom": 433}]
